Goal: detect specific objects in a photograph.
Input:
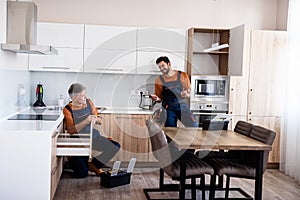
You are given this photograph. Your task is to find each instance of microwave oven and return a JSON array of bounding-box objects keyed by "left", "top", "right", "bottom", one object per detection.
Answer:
[{"left": 190, "top": 75, "right": 229, "bottom": 102}]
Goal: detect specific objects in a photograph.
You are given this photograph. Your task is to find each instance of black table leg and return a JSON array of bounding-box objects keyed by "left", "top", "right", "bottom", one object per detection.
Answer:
[
  {"left": 179, "top": 152, "right": 187, "bottom": 200},
  {"left": 255, "top": 150, "right": 264, "bottom": 200}
]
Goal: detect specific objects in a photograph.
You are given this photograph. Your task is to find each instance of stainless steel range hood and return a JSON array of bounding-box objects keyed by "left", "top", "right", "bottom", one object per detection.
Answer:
[{"left": 1, "top": 1, "right": 57, "bottom": 55}]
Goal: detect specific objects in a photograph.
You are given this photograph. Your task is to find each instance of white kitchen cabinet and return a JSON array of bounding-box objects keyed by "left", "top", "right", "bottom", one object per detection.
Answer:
[
  {"left": 83, "top": 25, "right": 137, "bottom": 74},
  {"left": 137, "top": 27, "right": 187, "bottom": 52},
  {"left": 84, "top": 48, "right": 136, "bottom": 74},
  {"left": 37, "top": 22, "right": 84, "bottom": 48},
  {"left": 0, "top": 0, "right": 6, "bottom": 43},
  {"left": 187, "top": 25, "right": 245, "bottom": 76},
  {"left": 29, "top": 48, "right": 83, "bottom": 72},
  {"left": 228, "top": 30, "right": 287, "bottom": 165},
  {"left": 136, "top": 51, "right": 186, "bottom": 74},
  {"left": 29, "top": 22, "right": 84, "bottom": 72},
  {"left": 84, "top": 25, "right": 137, "bottom": 50}
]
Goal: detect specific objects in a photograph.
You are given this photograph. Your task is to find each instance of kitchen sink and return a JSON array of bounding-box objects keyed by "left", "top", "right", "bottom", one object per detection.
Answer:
[{"left": 8, "top": 114, "right": 60, "bottom": 121}]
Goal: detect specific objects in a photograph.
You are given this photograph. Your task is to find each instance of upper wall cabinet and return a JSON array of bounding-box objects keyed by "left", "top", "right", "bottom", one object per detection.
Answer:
[
  {"left": 84, "top": 25, "right": 137, "bottom": 50},
  {"left": 37, "top": 22, "right": 84, "bottom": 48},
  {"left": 137, "top": 27, "right": 187, "bottom": 52},
  {"left": 83, "top": 25, "right": 137, "bottom": 73},
  {"left": 136, "top": 27, "right": 187, "bottom": 74},
  {"left": 84, "top": 48, "right": 136, "bottom": 74},
  {"left": 29, "top": 22, "right": 84, "bottom": 72},
  {"left": 187, "top": 25, "right": 245, "bottom": 76}
]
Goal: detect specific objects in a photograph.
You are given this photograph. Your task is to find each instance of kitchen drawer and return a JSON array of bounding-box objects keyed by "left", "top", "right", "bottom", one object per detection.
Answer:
[{"left": 56, "top": 133, "right": 91, "bottom": 156}]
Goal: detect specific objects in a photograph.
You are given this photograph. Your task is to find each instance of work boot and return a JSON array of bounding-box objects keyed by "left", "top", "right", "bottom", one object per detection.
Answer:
[{"left": 88, "top": 162, "right": 104, "bottom": 176}]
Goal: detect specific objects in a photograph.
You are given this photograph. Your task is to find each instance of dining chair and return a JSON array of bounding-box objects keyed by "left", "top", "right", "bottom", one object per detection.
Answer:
[
  {"left": 208, "top": 125, "right": 276, "bottom": 200},
  {"left": 144, "top": 119, "right": 215, "bottom": 200}
]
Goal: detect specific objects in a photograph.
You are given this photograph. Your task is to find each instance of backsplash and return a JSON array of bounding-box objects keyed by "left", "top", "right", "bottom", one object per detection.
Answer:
[
  {"left": 0, "top": 69, "right": 31, "bottom": 119},
  {"left": 30, "top": 71, "right": 157, "bottom": 108}
]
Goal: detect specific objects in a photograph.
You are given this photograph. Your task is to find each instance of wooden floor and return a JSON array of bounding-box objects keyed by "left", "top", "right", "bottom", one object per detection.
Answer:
[{"left": 53, "top": 168, "right": 300, "bottom": 200}]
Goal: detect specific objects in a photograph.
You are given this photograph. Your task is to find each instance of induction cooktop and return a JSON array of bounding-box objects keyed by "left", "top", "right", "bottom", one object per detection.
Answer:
[{"left": 8, "top": 114, "right": 60, "bottom": 121}]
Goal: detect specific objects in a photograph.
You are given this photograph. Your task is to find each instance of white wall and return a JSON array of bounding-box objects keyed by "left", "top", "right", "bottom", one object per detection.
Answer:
[{"left": 33, "top": 0, "right": 287, "bottom": 30}]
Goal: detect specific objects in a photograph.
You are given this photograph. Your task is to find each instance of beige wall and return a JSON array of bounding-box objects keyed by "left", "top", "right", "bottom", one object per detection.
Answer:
[{"left": 33, "top": 0, "right": 288, "bottom": 30}]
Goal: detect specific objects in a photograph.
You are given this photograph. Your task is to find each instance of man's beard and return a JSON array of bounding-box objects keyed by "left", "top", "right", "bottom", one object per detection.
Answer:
[{"left": 161, "top": 68, "right": 170, "bottom": 74}]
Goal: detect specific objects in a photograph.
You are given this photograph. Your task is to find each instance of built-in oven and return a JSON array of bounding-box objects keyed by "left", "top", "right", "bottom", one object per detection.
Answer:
[
  {"left": 190, "top": 75, "right": 230, "bottom": 128},
  {"left": 190, "top": 102, "right": 229, "bottom": 127}
]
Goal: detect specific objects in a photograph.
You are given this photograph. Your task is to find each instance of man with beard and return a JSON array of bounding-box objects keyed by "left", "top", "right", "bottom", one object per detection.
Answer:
[{"left": 151, "top": 56, "right": 197, "bottom": 128}]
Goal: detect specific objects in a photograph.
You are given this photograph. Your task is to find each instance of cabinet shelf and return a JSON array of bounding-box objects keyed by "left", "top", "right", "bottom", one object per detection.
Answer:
[{"left": 193, "top": 51, "right": 229, "bottom": 55}]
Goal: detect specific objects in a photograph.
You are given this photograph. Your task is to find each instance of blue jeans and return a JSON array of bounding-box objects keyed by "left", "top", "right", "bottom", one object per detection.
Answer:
[{"left": 165, "top": 102, "right": 198, "bottom": 127}]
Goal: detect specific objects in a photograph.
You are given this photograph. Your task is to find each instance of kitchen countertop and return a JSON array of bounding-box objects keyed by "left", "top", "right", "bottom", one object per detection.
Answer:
[
  {"left": 0, "top": 106, "right": 155, "bottom": 133},
  {"left": 0, "top": 107, "right": 64, "bottom": 133}
]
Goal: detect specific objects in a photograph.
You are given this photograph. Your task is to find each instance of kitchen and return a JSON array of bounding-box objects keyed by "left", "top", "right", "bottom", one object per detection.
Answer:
[{"left": 1, "top": 0, "right": 300, "bottom": 199}]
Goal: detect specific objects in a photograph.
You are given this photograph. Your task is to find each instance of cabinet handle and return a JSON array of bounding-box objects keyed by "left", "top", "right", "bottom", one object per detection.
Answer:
[
  {"left": 250, "top": 88, "right": 253, "bottom": 91},
  {"left": 231, "top": 88, "right": 234, "bottom": 91},
  {"left": 51, "top": 166, "right": 57, "bottom": 175},
  {"left": 96, "top": 68, "right": 123, "bottom": 71},
  {"left": 115, "top": 116, "right": 143, "bottom": 120},
  {"left": 42, "top": 66, "right": 70, "bottom": 70},
  {"left": 249, "top": 112, "right": 252, "bottom": 115}
]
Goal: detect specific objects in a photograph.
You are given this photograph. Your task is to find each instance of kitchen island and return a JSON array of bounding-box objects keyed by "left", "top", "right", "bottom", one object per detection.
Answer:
[
  {"left": 0, "top": 107, "right": 64, "bottom": 200},
  {"left": 0, "top": 106, "right": 155, "bottom": 200}
]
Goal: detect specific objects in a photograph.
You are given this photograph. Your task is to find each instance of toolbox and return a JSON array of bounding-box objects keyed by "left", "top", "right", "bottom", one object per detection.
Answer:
[
  {"left": 100, "top": 158, "right": 136, "bottom": 188},
  {"left": 100, "top": 171, "right": 132, "bottom": 188}
]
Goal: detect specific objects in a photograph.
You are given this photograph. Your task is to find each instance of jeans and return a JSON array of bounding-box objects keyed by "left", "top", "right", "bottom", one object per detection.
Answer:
[{"left": 165, "top": 102, "right": 198, "bottom": 127}]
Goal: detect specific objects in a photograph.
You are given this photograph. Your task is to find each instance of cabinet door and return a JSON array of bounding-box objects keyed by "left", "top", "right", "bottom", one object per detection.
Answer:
[
  {"left": 137, "top": 27, "right": 186, "bottom": 52},
  {"left": 247, "top": 30, "right": 287, "bottom": 117},
  {"left": 84, "top": 49, "right": 136, "bottom": 74},
  {"left": 37, "top": 22, "right": 84, "bottom": 48},
  {"left": 85, "top": 25, "right": 137, "bottom": 50},
  {"left": 106, "top": 114, "right": 151, "bottom": 162},
  {"left": 29, "top": 48, "right": 84, "bottom": 72},
  {"left": 248, "top": 116, "right": 281, "bottom": 163},
  {"left": 228, "top": 24, "right": 246, "bottom": 76},
  {"left": 137, "top": 51, "right": 186, "bottom": 74}
]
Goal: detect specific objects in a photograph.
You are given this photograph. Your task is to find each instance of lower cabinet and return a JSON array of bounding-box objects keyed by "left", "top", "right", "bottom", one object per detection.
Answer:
[
  {"left": 50, "top": 122, "right": 64, "bottom": 199},
  {"left": 50, "top": 157, "right": 63, "bottom": 200},
  {"left": 101, "top": 114, "right": 157, "bottom": 163}
]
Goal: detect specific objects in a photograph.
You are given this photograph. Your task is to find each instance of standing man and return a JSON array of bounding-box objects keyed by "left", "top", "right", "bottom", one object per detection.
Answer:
[
  {"left": 63, "top": 83, "right": 120, "bottom": 178},
  {"left": 151, "top": 56, "right": 197, "bottom": 127}
]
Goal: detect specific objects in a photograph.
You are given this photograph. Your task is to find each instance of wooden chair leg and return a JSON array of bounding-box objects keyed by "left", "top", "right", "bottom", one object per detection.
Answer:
[{"left": 225, "top": 175, "right": 230, "bottom": 200}]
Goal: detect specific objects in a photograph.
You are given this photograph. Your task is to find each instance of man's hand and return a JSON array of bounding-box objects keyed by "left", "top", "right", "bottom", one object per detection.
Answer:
[
  {"left": 181, "top": 89, "right": 191, "bottom": 98},
  {"left": 151, "top": 94, "right": 161, "bottom": 102},
  {"left": 86, "top": 115, "right": 98, "bottom": 124}
]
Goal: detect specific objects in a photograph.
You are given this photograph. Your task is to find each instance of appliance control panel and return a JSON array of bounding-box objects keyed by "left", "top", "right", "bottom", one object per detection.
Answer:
[{"left": 190, "top": 102, "right": 228, "bottom": 112}]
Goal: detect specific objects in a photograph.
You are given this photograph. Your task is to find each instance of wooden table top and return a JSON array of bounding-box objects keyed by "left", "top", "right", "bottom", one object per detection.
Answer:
[{"left": 163, "top": 127, "right": 272, "bottom": 151}]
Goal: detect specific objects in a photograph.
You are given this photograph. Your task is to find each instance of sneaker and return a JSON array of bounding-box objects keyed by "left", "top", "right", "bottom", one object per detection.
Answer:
[{"left": 88, "top": 162, "right": 104, "bottom": 176}]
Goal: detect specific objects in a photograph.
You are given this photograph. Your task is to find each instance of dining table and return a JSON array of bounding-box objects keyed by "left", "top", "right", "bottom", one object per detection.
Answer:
[{"left": 163, "top": 127, "right": 272, "bottom": 200}]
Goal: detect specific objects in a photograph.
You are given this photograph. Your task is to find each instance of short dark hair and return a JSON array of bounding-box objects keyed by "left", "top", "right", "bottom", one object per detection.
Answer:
[
  {"left": 68, "top": 83, "right": 86, "bottom": 98},
  {"left": 156, "top": 56, "right": 170, "bottom": 64}
]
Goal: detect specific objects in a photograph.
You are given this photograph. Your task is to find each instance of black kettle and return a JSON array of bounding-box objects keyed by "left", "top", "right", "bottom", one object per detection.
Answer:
[
  {"left": 139, "top": 91, "right": 156, "bottom": 110},
  {"left": 33, "top": 83, "right": 46, "bottom": 107}
]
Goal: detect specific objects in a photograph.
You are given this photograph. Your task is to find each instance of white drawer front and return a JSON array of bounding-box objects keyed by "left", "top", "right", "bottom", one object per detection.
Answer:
[{"left": 56, "top": 133, "right": 91, "bottom": 156}]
